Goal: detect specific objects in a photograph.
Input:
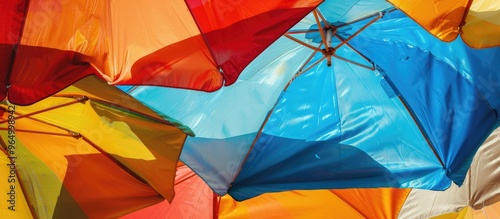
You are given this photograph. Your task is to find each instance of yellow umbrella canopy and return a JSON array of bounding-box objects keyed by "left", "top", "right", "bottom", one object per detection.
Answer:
[
  {"left": 0, "top": 75, "right": 192, "bottom": 219},
  {"left": 388, "top": 0, "right": 500, "bottom": 48}
]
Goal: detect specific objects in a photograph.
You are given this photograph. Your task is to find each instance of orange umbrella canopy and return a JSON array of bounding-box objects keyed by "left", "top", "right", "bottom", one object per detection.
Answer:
[
  {"left": 388, "top": 0, "right": 500, "bottom": 48},
  {"left": 0, "top": 0, "right": 322, "bottom": 105},
  {"left": 122, "top": 127, "right": 500, "bottom": 219},
  {"left": 0, "top": 76, "right": 192, "bottom": 218}
]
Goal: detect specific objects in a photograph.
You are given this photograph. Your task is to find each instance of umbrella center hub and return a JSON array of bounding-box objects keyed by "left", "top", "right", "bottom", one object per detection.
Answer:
[{"left": 321, "top": 27, "right": 337, "bottom": 67}]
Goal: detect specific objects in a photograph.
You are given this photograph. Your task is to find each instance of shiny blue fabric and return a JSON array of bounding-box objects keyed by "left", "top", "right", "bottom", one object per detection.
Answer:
[
  {"left": 349, "top": 11, "right": 500, "bottom": 184},
  {"left": 119, "top": 36, "right": 315, "bottom": 196},
  {"left": 229, "top": 46, "right": 448, "bottom": 200},
  {"left": 120, "top": 1, "right": 500, "bottom": 201},
  {"left": 317, "top": 0, "right": 392, "bottom": 23}
]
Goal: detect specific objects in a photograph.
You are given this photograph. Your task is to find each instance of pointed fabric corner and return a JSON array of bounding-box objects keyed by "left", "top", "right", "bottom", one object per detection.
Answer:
[
  {"left": 0, "top": 76, "right": 190, "bottom": 218},
  {"left": 1, "top": 0, "right": 322, "bottom": 105},
  {"left": 185, "top": 0, "right": 323, "bottom": 86},
  {"left": 388, "top": 0, "right": 500, "bottom": 48}
]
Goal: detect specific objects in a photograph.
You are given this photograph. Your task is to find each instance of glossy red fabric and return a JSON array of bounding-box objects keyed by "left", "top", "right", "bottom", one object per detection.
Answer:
[
  {"left": 1, "top": 0, "right": 322, "bottom": 105},
  {"left": 0, "top": 0, "right": 27, "bottom": 102},
  {"left": 186, "top": 0, "right": 323, "bottom": 86}
]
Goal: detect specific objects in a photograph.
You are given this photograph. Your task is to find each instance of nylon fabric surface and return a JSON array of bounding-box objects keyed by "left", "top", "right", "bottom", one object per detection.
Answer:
[
  {"left": 0, "top": 76, "right": 190, "bottom": 218},
  {"left": 122, "top": 0, "right": 500, "bottom": 203},
  {"left": 0, "top": 0, "right": 321, "bottom": 105},
  {"left": 389, "top": 0, "right": 500, "bottom": 48}
]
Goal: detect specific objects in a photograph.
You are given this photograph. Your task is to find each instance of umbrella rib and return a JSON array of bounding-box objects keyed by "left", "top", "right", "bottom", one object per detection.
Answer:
[
  {"left": 0, "top": 100, "right": 86, "bottom": 137},
  {"left": 380, "top": 77, "right": 447, "bottom": 168},
  {"left": 293, "top": 56, "right": 326, "bottom": 83},
  {"left": 333, "top": 13, "right": 383, "bottom": 51},
  {"left": 296, "top": 43, "right": 323, "bottom": 75},
  {"left": 91, "top": 98, "right": 175, "bottom": 125},
  {"left": 315, "top": 8, "right": 330, "bottom": 27},
  {"left": 0, "top": 127, "right": 77, "bottom": 137},
  {"left": 0, "top": 139, "right": 7, "bottom": 155},
  {"left": 286, "top": 29, "right": 320, "bottom": 35},
  {"left": 460, "top": 0, "right": 474, "bottom": 28},
  {"left": 228, "top": 52, "right": 323, "bottom": 185},
  {"left": 0, "top": 137, "right": 38, "bottom": 219},
  {"left": 2, "top": 128, "right": 163, "bottom": 211},
  {"left": 397, "top": 96, "right": 445, "bottom": 167},
  {"left": 286, "top": 9, "right": 390, "bottom": 71},
  {"left": 229, "top": 99, "right": 281, "bottom": 187},
  {"left": 229, "top": 50, "right": 325, "bottom": 183},
  {"left": 313, "top": 10, "right": 329, "bottom": 51},
  {"left": 331, "top": 54, "right": 374, "bottom": 70},
  {"left": 336, "top": 8, "right": 396, "bottom": 29},
  {"left": 232, "top": 129, "right": 269, "bottom": 183},
  {"left": 0, "top": 97, "right": 87, "bottom": 124},
  {"left": 284, "top": 34, "right": 322, "bottom": 52},
  {"left": 10, "top": 114, "right": 81, "bottom": 137},
  {"left": 0, "top": 101, "right": 165, "bottom": 204},
  {"left": 2, "top": 94, "right": 187, "bottom": 137},
  {"left": 333, "top": 33, "right": 375, "bottom": 69},
  {"left": 53, "top": 94, "right": 179, "bottom": 127}
]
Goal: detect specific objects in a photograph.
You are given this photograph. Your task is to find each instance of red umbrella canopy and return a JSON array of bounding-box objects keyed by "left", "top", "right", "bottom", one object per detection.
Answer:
[{"left": 0, "top": 0, "right": 322, "bottom": 105}]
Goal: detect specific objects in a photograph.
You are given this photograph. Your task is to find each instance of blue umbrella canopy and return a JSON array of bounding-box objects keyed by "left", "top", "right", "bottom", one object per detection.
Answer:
[{"left": 120, "top": 0, "right": 500, "bottom": 201}]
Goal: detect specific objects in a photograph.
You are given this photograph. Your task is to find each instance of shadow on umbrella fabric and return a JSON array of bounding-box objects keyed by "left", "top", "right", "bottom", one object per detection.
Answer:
[
  {"left": 230, "top": 139, "right": 402, "bottom": 200},
  {"left": 54, "top": 154, "right": 165, "bottom": 219},
  {"left": 0, "top": 75, "right": 191, "bottom": 218},
  {"left": 180, "top": 132, "right": 411, "bottom": 201},
  {"left": 121, "top": 163, "right": 410, "bottom": 219},
  {"left": 131, "top": 6, "right": 323, "bottom": 90},
  {"left": 120, "top": 127, "right": 500, "bottom": 219},
  {"left": 3, "top": 45, "right": 94, "bottom": 105},
  {"left": 122, "top": 0, "right": 500, "bottom": 203},
  {"left": 130, "top": 35, "right": 222, "bottom": 91}
]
